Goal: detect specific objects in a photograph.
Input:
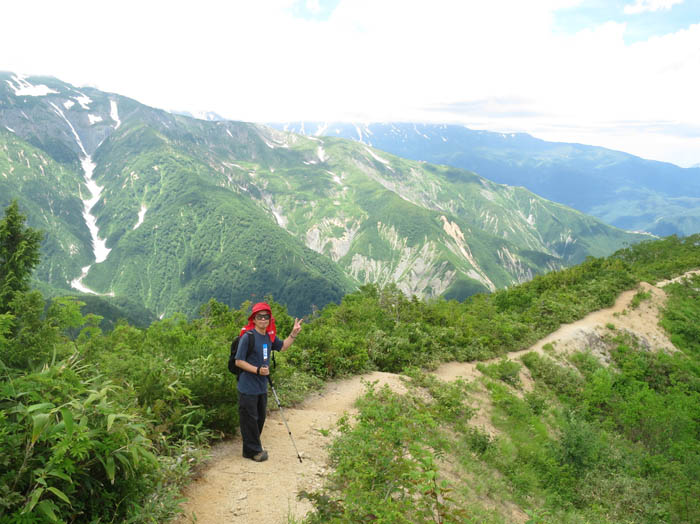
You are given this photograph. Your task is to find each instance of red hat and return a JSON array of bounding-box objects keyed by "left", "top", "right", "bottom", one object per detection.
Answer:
[
  {"left": 240, "top": 302, "right": 277, "bottom": 341},
  {"left": 248, "top": 302, "right": 272, "bottom": 321}
]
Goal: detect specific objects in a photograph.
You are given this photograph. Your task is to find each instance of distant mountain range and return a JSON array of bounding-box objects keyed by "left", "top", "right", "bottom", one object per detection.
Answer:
[
  {"left": 0, "top": 72, "right": 651, "bottom": 318},
  {"left": 270, "top": 122, "right": 700, "bottom": 237}
]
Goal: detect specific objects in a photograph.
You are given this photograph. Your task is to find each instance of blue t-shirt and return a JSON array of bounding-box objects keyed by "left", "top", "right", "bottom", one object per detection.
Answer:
[{"left": 235, "top": 330, "right": 283, "bottom": 395}]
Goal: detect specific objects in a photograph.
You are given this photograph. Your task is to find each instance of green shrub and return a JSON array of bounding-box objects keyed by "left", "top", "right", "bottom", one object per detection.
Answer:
[
  {"left": 524, "top": 389, "right": 548, "bottom": 415},
  {"left": 302, "top": 383, "right": 468, "bottom": 523},
  {"left": 521, "top": 352, "right": 583, "bottom": 400},
  {"left": 0, "top": 360, "right": 171, "bottom": 523},
  {"left": 660, "top": 274, "right": 700, "bottom": 356},
  {"left": 556, "top": 411, "right": 603, "bottom": 473},
  {"left": 629, "top": 289, "right": 651, "bottom": 309},
  {"left": 569, "top": 350, "right": 603, "bottom": 377},
  {"left": 464, "top": 426, "right": 493, "bottom": 455},
  {"left": 477, "top": 358, "right": 522, "bottom": 386}
]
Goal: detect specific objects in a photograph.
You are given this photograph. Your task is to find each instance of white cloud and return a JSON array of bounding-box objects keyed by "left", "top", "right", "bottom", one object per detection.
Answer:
[
  {"left": 0, "top": 0, "right": 699, "bottom": 166},
  {"left": 306, "top": 0, "right": 321, "bottom": 13},
  {"left": 624, "top": 0, "right": 684, "bottom": 15}
]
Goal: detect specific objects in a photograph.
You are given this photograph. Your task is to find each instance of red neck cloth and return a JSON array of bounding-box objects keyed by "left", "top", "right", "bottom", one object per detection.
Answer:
[{"left": 239, "top": 302, "right": 277, "bottom": 342}]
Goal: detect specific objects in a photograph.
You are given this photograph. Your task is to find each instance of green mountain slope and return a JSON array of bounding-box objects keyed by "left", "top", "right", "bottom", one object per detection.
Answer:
[
  {"left": 0, "top": 72, "right": 653, "bottom": 317},
  {"left": 88, "top": 131, "right": 353, "bottom": 316},
  {"left": 0, "top": 129, "right": 92, "bottom": 284},
  {"left": 273, "top": 122, "right": 700, "bottom": 236}
]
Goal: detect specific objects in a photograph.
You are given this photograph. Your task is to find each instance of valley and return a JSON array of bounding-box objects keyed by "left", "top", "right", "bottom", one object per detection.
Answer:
[
  {"left": 273, "top": 122, "right": 700, "bottom": 237},
  {"left": 1, "top": 72, "right": 655, "bottom": 319}
]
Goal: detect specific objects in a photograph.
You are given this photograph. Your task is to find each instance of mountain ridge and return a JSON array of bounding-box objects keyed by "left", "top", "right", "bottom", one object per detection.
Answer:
[
  {"left": 270, "top": 121, "right": 700, "bottom": 237},
  {"left": 1, "top": 72, "right": 652, "bottom": 317}
]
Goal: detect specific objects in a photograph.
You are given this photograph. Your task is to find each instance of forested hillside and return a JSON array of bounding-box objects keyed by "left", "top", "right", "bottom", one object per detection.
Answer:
[
  {"left": 1, "top": 73, "right": 652, "bottom": 319},
  {"left": 1, "top": 199, "right": 698, "bottom": 523}
]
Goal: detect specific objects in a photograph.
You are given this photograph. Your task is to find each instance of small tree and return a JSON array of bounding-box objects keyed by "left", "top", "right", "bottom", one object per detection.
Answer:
[{"left": 0, "top": 200, "right": 43, "bottom": 314}]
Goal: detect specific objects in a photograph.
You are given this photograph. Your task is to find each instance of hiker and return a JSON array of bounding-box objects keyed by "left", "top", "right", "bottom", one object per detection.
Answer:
[{"left": 235, "top": 302, "right": 303, "bottom": 462}]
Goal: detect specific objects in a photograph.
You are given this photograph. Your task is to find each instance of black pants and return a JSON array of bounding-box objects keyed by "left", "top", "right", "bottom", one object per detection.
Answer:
[{"left": 238, "top": 392, "right": 268, "bottom": 457}]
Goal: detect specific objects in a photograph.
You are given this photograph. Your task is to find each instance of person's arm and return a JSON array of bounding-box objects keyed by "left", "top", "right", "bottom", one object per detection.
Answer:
[
  {"left": 235, "top": 359, "right": 263, "bottom": 375},
  {"left": 281, "top": 317, "right": 303, "bottom": 351},
  {"left": 235, "top": 333, "right": 260, "bottom": 374}
]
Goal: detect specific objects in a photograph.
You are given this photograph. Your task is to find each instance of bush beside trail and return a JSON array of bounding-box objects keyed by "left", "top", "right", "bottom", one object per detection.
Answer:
[
  {"left": 302, "top": 273, "right": 700, "bottom": 523},
  {"left": 1, "top": 206, "right": 700, "bottom": 524}
]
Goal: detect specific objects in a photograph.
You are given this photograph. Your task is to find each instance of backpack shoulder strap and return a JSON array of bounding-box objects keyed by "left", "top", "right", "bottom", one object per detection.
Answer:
[{"left": 237, "top": 330, "right": 254, "bottom": 359}]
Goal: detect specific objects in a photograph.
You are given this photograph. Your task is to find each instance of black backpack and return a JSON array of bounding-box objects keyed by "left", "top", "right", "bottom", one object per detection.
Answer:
[
  {"left": 228, "top": 330, "right": 276, "bottom": 379},
  {"left": 228, "top": 331, "right": 254, "bottom": 378}
]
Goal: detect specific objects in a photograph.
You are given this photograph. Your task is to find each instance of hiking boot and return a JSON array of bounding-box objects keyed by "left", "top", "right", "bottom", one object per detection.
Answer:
[{"left": 251, "top": 450, "right": 268, "bottom": 462}]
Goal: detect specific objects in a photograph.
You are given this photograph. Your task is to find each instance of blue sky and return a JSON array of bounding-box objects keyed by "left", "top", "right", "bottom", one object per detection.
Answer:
[
  {"left": 287, "top": 0, "right": 342, "bottom": 20},
  {"left": 554, "top": 0, "right": 697, "bottom": 43},
  {"left": 2, "top": 0, "right": 699, "bottom": 166}
]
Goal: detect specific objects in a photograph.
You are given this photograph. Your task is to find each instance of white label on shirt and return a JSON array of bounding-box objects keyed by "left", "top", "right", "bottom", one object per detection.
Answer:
[{"left": 263, "top": 344, "right": 268, "bottom": 363}]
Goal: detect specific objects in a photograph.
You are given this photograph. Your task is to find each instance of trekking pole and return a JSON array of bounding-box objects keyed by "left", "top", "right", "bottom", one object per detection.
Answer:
[{"left": 268, "top": 375, "right": 303, "bottom": 463}]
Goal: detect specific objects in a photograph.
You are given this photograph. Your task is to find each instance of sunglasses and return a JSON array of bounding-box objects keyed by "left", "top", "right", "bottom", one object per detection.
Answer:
[{"left": 254, "top": 314, "right": 271, "bottom": 320}]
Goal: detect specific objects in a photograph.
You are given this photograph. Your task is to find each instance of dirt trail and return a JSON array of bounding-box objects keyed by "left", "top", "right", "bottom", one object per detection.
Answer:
[
  {"left": 174, "top": 372, "right": 407, "bottom": 523},
  {"left": 175, "top": 271, "right": 698, "bottom": 524}
]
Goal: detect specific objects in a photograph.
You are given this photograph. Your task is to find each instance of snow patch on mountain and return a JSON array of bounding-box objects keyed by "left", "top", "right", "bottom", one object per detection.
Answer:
[
  {"left": 70, "top": 264, "right": 115, "bottom": 297},
  {"left": 257, "top": 126, "right": 292, "bottom": 149},
  {"left": 70, "top": 265, "right": 97, "bottom": 294},
  {"left": 110, "top": 100, "right": 121, "bottom": 129},
  {"left": 133, "top": 205, "right": 147, "bottom": 229},
  {"left": 88, "top": 114, "right": 103, "bottom": 125},
  {"left": 480, "top": 189, "right": 496, "bottom": 201},
  {"left": 49, "top": 103, "right": 86, "bottom": 155},
  {"left": 327, "top": 170, "right": 345, "bottom": 186},
  {"left": 365, "top": 147, "right": 394, "bottom": 171},
  {"left": 262, "top": 193, "right": 288, "bottom": 229},
  {"left": 413, "top": 124, "right": 429, "bottom": 139},
  {"left": 73, "top": 93, "right": 92, "bottom": 110},
  {"left": 353, "top": 124, "right": 365, "bottom": 142},
  {"left": 49, "top": 101, "right": 111, "bottom": 273},
  {"left": 63, "top": 100, "right": 75, "bottom": 110},
  {"left": 6, "top": 74, "right": 58, "bottom": 97},
  {"left": 79, "top": 156, "right": 111, "bottom": 263}
]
